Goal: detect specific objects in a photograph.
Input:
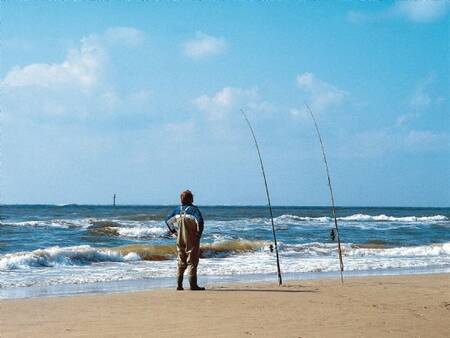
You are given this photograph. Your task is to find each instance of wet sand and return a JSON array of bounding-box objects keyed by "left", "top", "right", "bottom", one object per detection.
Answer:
[{"left": 1, "top": 273, "right": 449, "bottom": 337}]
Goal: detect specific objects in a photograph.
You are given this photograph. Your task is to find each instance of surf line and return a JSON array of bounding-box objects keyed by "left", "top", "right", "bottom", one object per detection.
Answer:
[
  {"left": 240, "top": 109, "right": 283, "bottom": 286},
  {"left": 305, "top": 103, "right": 345, "bottom": 284}
]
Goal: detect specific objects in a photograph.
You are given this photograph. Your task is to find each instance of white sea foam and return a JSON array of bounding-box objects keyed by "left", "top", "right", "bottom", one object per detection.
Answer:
[
  {"left": 339, "top": 214, "right": 447, "bottom": 222},
  {"left": 347, "top": 242, "right": 450, "bottom": 258},
  {"left": 270, "top": 214, "right": 448, "bottom": 224},
  {"left": 116, "top": 226, "right": 167, "bottom": 238},
  {"left": 0, "top": 245, "right": 138, "bottom": 270},
  {"left": 3, "top": 219, "right": 93, "bottom": 229},
  {"left": 274, "top": 215, "right": 330, "bottom": 223},
  {"left": 281, "top": 241, "right": 450, "bottom": 257},
  {"left": 2, "top": 218, "right": 163, "bottom": 230},
  {"left": 1, "top": 241, "right": 449, "bottom": 289},
  {"left": 2, "top": 241, "right": 448, "bottom": 271},
  {"left": 3, "top": 214, "right": 446, "bottom": 231}
]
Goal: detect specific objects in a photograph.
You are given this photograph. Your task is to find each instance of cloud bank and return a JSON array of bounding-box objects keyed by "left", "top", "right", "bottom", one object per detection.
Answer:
[
  {"left": 183, "top": 32, "right": 227, "bottom": 59},
  {"left": 1, "top": 27, "right": 149, "bottom": 121}
]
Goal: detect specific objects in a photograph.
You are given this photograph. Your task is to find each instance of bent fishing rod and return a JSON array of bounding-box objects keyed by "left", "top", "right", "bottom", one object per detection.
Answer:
[
  {"left": 240, "top": 109, "right": 283, "bottom": 286},
  {"left": 305, "top": 103, "right": 344, "bottom": 284}
]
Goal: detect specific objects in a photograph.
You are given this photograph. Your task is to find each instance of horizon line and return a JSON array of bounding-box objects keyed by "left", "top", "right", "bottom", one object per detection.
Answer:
[{"left": 0, "top": 204, "right": 449, "bottom": 209}]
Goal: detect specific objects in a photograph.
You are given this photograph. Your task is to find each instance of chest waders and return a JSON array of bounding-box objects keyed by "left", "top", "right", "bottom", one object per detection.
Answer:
[{"left": 176, "top": 207, "right": 204, "bottom": 291}]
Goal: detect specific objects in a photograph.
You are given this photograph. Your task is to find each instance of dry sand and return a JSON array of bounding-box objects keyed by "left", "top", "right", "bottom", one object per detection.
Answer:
[{"left": 1, "top": 273, "right": 449, "bottom": 338}]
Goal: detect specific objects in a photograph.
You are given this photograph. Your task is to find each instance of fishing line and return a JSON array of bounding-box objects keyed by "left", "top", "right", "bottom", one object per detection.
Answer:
[{"left": 240, "top": 109, "right": 283, "bottom": 286}]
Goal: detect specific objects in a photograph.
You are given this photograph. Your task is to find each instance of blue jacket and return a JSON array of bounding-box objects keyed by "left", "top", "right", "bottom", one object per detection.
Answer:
[{"left": 165, "top": 204, "right": 204, "bottom": 235}]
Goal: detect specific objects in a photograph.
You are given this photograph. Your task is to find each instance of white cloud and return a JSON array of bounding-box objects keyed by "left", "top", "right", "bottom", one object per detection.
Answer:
[
  {"left": 2, "top": 38, "right": 105, "bottom": 92},
  {"left": 348, "top": 0, "right": 449, "bottom": 24},
  {"left": 194, "top": 86, "right": 270, "bottom": 121},
  {"left": 394, "top": 0, "right": 449, "bottom": 22},
  {"left": 183, "top": 32, "right": 226, "bottom": 59},
  {"left": 1, "top": 27, "right": 148, "bottom": 121},
  {"left": 2, "top": 27, "right": 145, "bottom": 92},
  {"left": 296, "top": 72, "right": 348, "bottom": 113},
  {"left": 192, "top": 86, "right": 274, "bottom": 141}
]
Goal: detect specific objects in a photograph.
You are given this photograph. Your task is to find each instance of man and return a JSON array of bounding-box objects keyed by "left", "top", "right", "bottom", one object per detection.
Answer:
[{"left": 165, "top": 190, "right": 205, "bottom": 291}]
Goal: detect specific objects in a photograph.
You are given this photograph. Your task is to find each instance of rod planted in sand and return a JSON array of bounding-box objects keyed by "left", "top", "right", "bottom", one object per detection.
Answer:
[
  {"left": 305, "top": 103, "right": 344, "bottom": 284},
  {"left": 240, "top": 109, "right": 283, "bottom": 286}
]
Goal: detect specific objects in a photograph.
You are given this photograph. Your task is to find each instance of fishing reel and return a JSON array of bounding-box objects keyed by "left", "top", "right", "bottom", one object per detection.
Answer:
[{"left": 330, "top": 228, "right": 337, "bottom": 242}]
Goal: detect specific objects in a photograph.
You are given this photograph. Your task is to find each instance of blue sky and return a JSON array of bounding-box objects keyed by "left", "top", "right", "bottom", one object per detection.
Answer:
[{"left": 1, "top": 1, "right": 448, "bottom": 206}]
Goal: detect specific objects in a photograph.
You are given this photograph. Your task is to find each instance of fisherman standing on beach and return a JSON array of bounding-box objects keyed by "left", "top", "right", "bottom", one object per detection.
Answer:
[{"left": 165, "top": 190, "right": 205, "bottom": 291}]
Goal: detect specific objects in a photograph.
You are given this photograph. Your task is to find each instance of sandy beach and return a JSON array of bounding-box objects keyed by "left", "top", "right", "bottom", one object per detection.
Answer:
[{"left": 1, "top": 273, "right": 449, "bottom": 337}]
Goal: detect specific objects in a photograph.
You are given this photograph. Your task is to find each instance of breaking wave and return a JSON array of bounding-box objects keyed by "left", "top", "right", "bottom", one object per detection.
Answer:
[
  {"left": 1, "top": 241, "right": 449, "bottom": 289},
  {"left": 201, "top": 240, "right": 266, "bottom": 257},
  {"left": 281, "top": 241, "right": 450, "bottom": 258},
  {"left": 3, "top": 241, "right": 448, "bottom": 271},
  {"left": 116, "top": 227, "right": 167, "bottom": 238},
  {"left": 115, "top": 240, "right": 267, "bottom": 260},
  {"left": 0, "top": 240, "right": 268, "bottom": 270},
  {"left": 0, "top": 219, "right": 93, "bottom": 229},
  {"left": 271, "top": 214, "right": 448, "bottom": 224},
  {"left": 339, "top": 214, "right": 447, "bottom": 222},
  {"left": 346, "top": 242, "right": 450, "bottom": 258},
  {"left": 2, "top": 214, "right": 446, "bottom": 233},
  {"left": 0, "top": 218, "right": 119, "bottom": 229},
  {"left": 88, "top": 223, "right": 168, "bottom": 238},
  {"left": 0, "top": 245, "right": 138, "bottom": 270}
]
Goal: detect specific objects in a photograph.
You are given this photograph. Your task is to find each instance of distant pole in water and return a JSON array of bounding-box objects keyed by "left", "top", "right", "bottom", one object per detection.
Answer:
[
  {"left": 113, "top": 194, "right": 116, "bottom": 207},
  {"left": 240, "top": 109, "right": 283, "bottom": 286},
  {"left": 305, "top": 103, "right": 344, "bottom": 284}
]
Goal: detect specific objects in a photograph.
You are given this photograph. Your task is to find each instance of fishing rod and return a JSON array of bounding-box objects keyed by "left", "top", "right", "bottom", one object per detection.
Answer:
[
  {"left": 240, "top": 109, "right": 283, "bottom": 286},
  {"left": 305, "top": 103, "right": 344, "bottom": 284}
]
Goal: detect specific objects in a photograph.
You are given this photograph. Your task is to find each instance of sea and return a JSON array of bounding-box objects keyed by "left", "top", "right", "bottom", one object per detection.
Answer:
[{"left": 1, "top": 205, "right": 449, "bottom": 299}]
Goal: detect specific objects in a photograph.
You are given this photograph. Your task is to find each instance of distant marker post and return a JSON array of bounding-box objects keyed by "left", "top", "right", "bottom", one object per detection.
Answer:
[{"left": 241, "top": 109, "right": 283, "bottom": 286}]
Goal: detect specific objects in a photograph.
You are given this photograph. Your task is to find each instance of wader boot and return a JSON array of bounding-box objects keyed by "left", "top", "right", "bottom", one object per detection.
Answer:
[
  {"left": 177, "top": 274, "right": 184, "bottom": 291},
  {"left": 189, "top": 274, "right": 205, "bottom": 291}
]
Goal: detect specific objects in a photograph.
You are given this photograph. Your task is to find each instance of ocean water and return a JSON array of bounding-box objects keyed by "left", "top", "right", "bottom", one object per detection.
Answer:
[{"left": 0, "top": 205, "right": 449, "bottom": 298}]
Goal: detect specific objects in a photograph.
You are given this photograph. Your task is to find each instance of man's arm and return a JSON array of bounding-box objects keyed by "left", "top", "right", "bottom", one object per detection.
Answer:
[
  {"left": 195, "top": 207, "right": 204, "bottom": 236},
  {"left": 165, "top": 207, "right": 179, "bottom": 234}
]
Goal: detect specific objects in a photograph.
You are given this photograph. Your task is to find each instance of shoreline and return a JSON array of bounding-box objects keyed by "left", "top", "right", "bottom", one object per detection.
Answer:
[
  {"left": 2, "top": 268, "right": 450, "bottom": 300},
  {"left": 1, "top": 273, "right": 449, "bottom": 337}
]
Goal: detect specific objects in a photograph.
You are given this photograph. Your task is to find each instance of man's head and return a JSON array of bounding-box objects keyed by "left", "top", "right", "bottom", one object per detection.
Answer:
[{"left": 180, "top": 190, "right": 194, "bottom": 205}]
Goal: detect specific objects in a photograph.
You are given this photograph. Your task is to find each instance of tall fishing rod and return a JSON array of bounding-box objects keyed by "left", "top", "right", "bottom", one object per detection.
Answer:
[
  {"left": 240, "top": 109, "right": 283, "bottom": 286},
  {"left": 305, "top": 103, "right": 344, "bottom": 284}
]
